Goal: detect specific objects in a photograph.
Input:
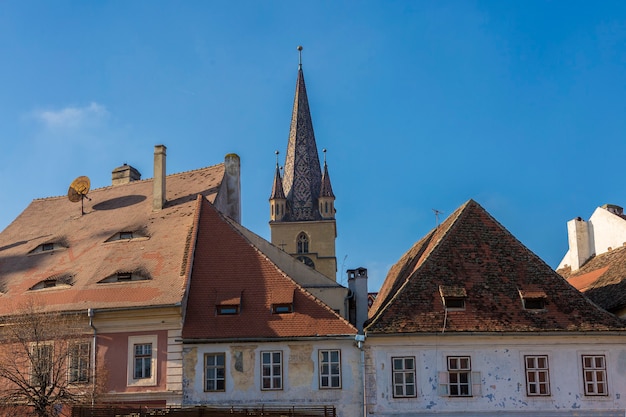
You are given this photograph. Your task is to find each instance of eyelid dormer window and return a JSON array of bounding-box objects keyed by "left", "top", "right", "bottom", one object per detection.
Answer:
[
  {"left": 98, "top": 271, "right": 151, "bottom": 284},
  {"left": 104, "top": 229, "right": 149, "bottom": 243},
  {"left": 28, "top": 240, "right": 68, "bottom": 255},
  {"left": 29, "top": 274, "right": 74, "bottom": 291}
]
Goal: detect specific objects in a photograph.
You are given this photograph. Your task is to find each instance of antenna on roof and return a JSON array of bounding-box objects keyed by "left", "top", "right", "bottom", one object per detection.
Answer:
[
  {"left": 432, "top": 208, "right": 444, "bottom": 227},
  {"left": 68, "top": 176, "right": 91, "bottom": 215}
]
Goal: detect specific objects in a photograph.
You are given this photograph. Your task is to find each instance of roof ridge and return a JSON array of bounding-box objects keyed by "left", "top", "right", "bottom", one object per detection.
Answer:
[{"left": 32, "top": 163, "right": 225, "bottom": 202}]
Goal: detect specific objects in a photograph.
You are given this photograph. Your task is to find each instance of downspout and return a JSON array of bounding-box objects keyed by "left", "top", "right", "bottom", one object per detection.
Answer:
[
  {"left": 355, "top": 334, "right": 366, "bottom": 417},
  {"left": 87, "top": 308, "right": 97, "bottom": 407}
]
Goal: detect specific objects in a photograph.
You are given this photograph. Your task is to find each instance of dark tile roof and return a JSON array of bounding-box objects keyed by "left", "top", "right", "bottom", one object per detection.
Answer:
[
  {"left": 558, "top": 245, "right": 626, "bottom": 313},
  {"left": 0, "top": 164, "right": 225, "bottom": 315},
  {"left": 269, "top": 164, "right": 286, "bottom": 200},
  {"left": 182, "top": 198, "right": 356, "bottom": 340},
  {"left": 367, "top": 200, "right": 625, "bottom": 334}
]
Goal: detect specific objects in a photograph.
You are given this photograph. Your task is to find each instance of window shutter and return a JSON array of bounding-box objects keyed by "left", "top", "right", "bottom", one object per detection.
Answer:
[
  {"left": 471, "top": 371, "right": 482, "bottom": 396},
  {"left": 437, "top": 371, "right": 449, "bottom": 396}
]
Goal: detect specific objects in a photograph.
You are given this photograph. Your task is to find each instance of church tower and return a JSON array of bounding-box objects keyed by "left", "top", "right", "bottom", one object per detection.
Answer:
[{"left": 269, "top": 47, "right": 337, "bottom": 281}]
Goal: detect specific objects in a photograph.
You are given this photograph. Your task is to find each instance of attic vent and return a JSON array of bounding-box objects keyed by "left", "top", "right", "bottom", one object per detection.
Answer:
[
  {"left": 104, "top": 229, "right": 149, "bottom": 243},
  {"left": 28, "top": 240, "right": 68, "bottom": 255},
  {"left": 439, "top": 285, "right": 467, "bottom": 310},
  {"left": 30, "top": 274, "right": 74, "bottom": 291},
  {"left": 519, "top": 290, "right": 547, "bottom": 311},
  {"left": 98, "top": 271, "right": 151, "bottom": 284}
]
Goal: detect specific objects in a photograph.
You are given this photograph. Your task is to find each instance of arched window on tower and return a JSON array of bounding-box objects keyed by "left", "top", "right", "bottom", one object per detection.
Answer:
[{"left": 297, "top": 232, "right": 309, "bottom": 254}]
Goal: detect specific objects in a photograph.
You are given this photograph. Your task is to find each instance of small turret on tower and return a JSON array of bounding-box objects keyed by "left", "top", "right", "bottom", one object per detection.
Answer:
[
  {"left": 319, "top": 149, "right": 335, "bottom": 220},
  {"left": 269, "top": 151, "right": 287, "bottom": 222}
]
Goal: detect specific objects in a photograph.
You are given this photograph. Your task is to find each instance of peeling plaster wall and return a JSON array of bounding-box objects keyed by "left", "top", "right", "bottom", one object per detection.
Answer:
[
  {"left": 366, "top": 334, "right": 626, "bottom": 416},
  {"left": 182, "top": 340, "right": 362, "bottom": 416}
]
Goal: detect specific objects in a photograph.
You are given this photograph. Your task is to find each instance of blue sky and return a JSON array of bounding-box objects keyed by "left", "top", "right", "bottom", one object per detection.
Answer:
[{"left": 1, "top": 1, "right": 625, "bottom": 291}]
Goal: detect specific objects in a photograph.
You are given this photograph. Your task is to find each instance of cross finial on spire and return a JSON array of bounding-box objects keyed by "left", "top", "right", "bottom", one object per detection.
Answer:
[
  {"left": 297, "top": 45, "right": 303, "bottom": 69},
  {"left": 323, "top": 148, "right": 327, "bottom": 165},
  {"left": 275, "top": 150, "right": 280, "bottom": 166}
]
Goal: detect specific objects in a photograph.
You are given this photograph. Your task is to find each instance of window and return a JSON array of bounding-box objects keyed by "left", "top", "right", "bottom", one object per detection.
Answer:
[
  {"left": 440, "top": 286, "right": 467, "bottom": 310},
  {"left": 42, "top": 243, "right": 54, "bottom": 251},
  {"left": 98, "top": 271, "right": 150, "bottom": 284},
  {"left": 261, "top": 351, "right": 282, "bottom": 390},
  {"left": 296, "top": 232, "right": 309, "bottom": 254},
  {"left": 127, "top": 335, "right": 157, "bottom": 387},
  {"left": 119, "top": 231, "right": 134, "bottom": 240},
  {"left": 69, "top": 342, "right": 90, "bottom": 384},
  {"left": 272, "top": 304, "right": 293, "bottom": 314},
  {"left": 217, "top": 305, "right": 239, "bottom": 315},
  {"left": 134, "top": 343, "right": 152, "bottom": 379},
  {"left": 525, "top": 355, "right": 550, "bottom": 396},
  {"left": 445, "top": 298, "right": 465, "bottom": 309},
  {"left": 31, "top": 344, "right": 53, "bottom": 387},
  {"left": 205, "top": 353, "right": 226, "bottom": 392},
  {"left": 319, "top": 350, "right": 341, "bottom": 389},
  {"left": 392, "top": 356, "right": 416, "bottom": 398},
  {"left": 447, "top": 356, "right": 471, "bottom": 396},
  {"left": 582, "top": 355, "right": 608, "bottom": 396},
  {"left": 524, "top": 298, "right": 545, "bottom": 310}
]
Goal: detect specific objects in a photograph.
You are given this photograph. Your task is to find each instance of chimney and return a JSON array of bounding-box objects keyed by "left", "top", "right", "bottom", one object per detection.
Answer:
[
  {"left": 347, "top": 267, "right": 369, "bottom": 333},
  {"left": 213, "top": 153, "right": 241, "bottom": 223},
  {"left": 153, "top": 145, "right": 166, "bottom": 211},
  {"left": 566, "top": 217, "right": 591, "bottom": 271},
  {"left": 111, "top": 164, "right": 141, "bottom": 185}
]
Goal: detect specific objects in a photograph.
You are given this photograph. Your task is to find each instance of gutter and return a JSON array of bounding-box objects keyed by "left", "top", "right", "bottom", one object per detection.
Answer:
[
  {"left": 179, "top": 334, "right": 357, "bottom": 344},
  {"left": 87, "top": 308, "right": 97, "bottom": 407}
]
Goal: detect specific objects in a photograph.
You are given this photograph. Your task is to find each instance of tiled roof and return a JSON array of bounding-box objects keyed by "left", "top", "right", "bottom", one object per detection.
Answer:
[
  {"left": 367, "top": 200, "right": 625, "bottom": 334},
  {"left": 182, "top": 198, "right": 356, "bottom": 340},
  {"left": 319, "top": 162, "right": 335, "bottom": 198},
  {"left": 558, "top": 245, "right": 626, "bottom": 313},
  {"left": 0, "top": 164, "right": 225, "bottom": 315}
]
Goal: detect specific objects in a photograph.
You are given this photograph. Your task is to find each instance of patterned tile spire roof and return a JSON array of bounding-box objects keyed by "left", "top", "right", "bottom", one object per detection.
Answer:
[
  {"left": 282, "top": 57, "right": 323, "bottom": 221},
  {"left": 320, "top": 158, "right": 335, "bottom": 198},
  {"left": 269, "top": 161, "right": 286, "bottom": 200},
  {"left": 367, "top": 200, "right": 625, "bottom": 334}
]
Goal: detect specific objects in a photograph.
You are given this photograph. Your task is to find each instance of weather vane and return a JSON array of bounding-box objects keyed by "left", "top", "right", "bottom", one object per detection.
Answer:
[{"left": 297, "top": 45, "right": 303, "bottom": 69}]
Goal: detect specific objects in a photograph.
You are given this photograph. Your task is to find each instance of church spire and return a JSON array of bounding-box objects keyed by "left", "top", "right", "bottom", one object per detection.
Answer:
[{"left": 282, "top": 46, "right": 323, "bottom": 221}]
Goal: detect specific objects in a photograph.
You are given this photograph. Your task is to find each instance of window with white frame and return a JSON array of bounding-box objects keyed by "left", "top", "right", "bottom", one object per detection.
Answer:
[
  {"left": 204, "top": 353, "right": 226, "bottom": 392},
  {"left": 319, "top": 350, "right": 341, "bottom": 389},
  {"left": 392, "top": 356, "right": 416, "bottom": 398},
  {"left": 438, "top": 356, "right": 480, "bottom": 397},
  {"left": 31, "top": 344, "right": 53, "bottom": 387},
  {"left": 261, "top": 351, "right": 282, "bottom": 390},
  {"left": 69, "top": 342, "right": 90, "bottom": 384},
  {"left": 525, "top": 355, "right": 550, "bottom": 396},
  {"left": 582, "top": 355, "right": 608, "bottom": 396},
  {"left": 127, "top": 335, "right": 157, "bottom": 387}
]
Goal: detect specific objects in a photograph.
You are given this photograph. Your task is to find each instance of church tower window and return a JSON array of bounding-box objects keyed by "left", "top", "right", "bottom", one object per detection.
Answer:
[{"left": 297, "top": 232, "right": 309, "bottom": 254}]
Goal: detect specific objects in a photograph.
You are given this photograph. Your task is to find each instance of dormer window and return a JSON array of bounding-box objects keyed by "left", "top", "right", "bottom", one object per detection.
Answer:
[
  {"left": 439, "top": 285, "right": 467, "bottom": 310},
  {"left": 98, "top": 271, "right": 150, "bottom": 283},
  {"left": 217, "top": 305, "right": 239, "bottom": 315},
  {"left": 119, "top": 231, "right": 133, "bottom": 240},
  {"left": 104, "top": 229, "right": 149, "bottom": 243},
  {"left": 215, "top": 290, "right": 242, "bottom": 316},
  {"left": 272, "top": 303, "right": 293, "bottom": 314},
  {"left": 30, "top": 274, "right": 74, "bottom": 291},
  {"left": 519, "top": 290, "right": 547, "bottom": 311},
  {"left": 28, "top": 240, "right": 67, "bottom": 255}
]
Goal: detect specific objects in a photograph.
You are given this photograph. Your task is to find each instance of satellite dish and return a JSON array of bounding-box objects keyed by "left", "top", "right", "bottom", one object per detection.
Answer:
[{"left": 68, "top": 176, "right": 91, "bottom": 214}]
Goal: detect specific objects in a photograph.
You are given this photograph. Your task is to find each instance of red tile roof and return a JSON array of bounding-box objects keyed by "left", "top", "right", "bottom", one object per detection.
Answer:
[
  {"left": 0, "top": 164, "right": 225, "bottom": 315},
  {"left": 182, "top": 198, "right": 356, "bottom": 340},
  {"left": 558, "top": 246, "right": 626, "bottom": 313},
  {"left": 367, "top": 200, "right": 625, "bottom": 334}
]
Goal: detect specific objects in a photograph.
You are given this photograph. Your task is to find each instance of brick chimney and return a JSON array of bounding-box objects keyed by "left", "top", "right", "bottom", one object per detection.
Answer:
[
  {"left": 111, "top": 164, "right": 141, "bottom": 185},
  {"left": 153, "top": 145, "right": 166, "bottom": 211}
]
